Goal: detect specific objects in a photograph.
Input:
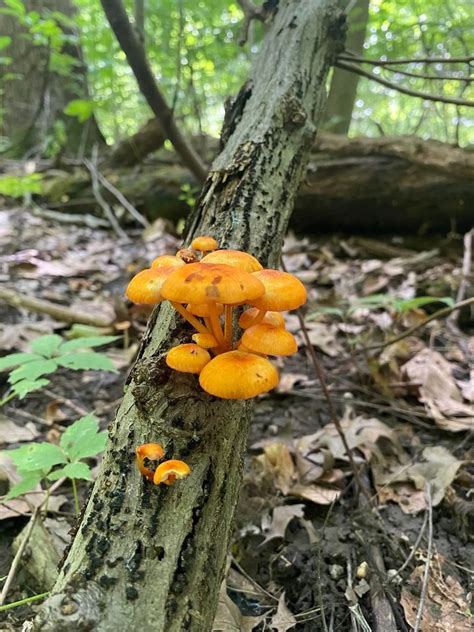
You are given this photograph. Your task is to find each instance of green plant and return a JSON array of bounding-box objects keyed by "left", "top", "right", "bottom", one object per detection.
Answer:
[
  {"left": 348, "top": 294, "right": 454, "bottom": 315},
  {"left": 0, "top": 174, "right": 43, "bottom": 198},
  {"left": 3, "top": 414, "right": 107, "bottom": 514},
  {"left": 0, "top": 333, "right": 119, "bottom": 406},
  {"left": 178, "top": 183, "right": 198, "bottom": 209}
]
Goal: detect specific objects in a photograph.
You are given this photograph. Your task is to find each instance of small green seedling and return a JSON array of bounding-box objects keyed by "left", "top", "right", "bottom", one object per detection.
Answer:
[
  {"left": 3, "top": 414, "right": 107, "bottom": 514},
  {"left": 0, "top": 333, "right": 119, "bottom": 406}
]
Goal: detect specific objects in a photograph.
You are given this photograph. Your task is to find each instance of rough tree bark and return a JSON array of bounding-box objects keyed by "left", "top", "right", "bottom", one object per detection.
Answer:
[
  {"left": 323, "top": 0, "right": 369, "bottom": 134},
  {"left": 33, "top": 1, "right": 342, "bottom": 630},
  {"left": 0, "top": 0, "right": 104, "bottom": 158}
]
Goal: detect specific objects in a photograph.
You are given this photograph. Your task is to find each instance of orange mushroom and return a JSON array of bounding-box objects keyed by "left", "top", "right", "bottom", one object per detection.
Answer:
[
  {"left": 248, "top": 269, "right": 307, "bottom": 326},
  {"left": 153, "top": 459, "right": 191, "bottom": 485},
  {"left": 238, "top": 307, "right": 285, "bottom": 329},
  {"left": 161, "top": 263, "right": 265, "bottom": 349},
  {"left": 241, "top": 323, "right": 298, "bottom": 356},
  {"left": 176, "top": 248, "right": 198, "bottom": 264},
  {"left": 191, "top": 236, "right": 218, "bottom": 253},
  {"left": 126, "top": 266, "right": 177, "bottom": 305},
  {"left": 136, "top": 443, "right": 165, "bottom": 481},
  {"left": 199, "top": 350, "right": 278, "bottom": 399},
  {"left": 192, "top": 332, "right": 218, "bottom": 349},
  {"left": 201, "top": 249, "right": 262, "bottom": 273},
  {"left": 151, "top": 255, "right": 185, "bottom": 269},
  {"left": 166, "top": 343, "right": 211, "bottom": 373}
]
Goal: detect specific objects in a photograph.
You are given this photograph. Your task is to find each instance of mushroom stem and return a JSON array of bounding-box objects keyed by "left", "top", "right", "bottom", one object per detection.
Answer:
[
  {"left": 249, "top": 309, "right": 267, "bottom": 327},
  {"left": 224, "top": 305, "right": 233, "bottom": 347},
  {"left": 207, "top": 302, "right": 226, "bottom": 348},
  {"left": 171, "top": 302, "right": 210, "bottom": 335}
]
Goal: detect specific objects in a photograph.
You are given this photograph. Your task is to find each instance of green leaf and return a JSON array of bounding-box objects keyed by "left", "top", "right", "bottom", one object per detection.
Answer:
[
  {"left": 59, "top": 336, "right": 120, "bottom": 353},
  {"left": 0, "top": 353, "right": 43, "bottom": 371},
  {"left": 64, "top": 99, "right": 95, "bottom": 123},
  {"left": 48, "top": 462, "right": 92, "bottom": 481},
  {"left": 8, "top": 359, "right": 58, "bottom": 384},
  {"left": 7, "top": 443, "right": 66, "bottom": 473},
  {"left": 11, "top": 378, "right": 50, "bottom": 399},
  {"left": 394, "top": 296, "right": 454, "bottom": 314},
  {"left": 57, "top": 352, "right": 116, "bottom": 372},
  {"left": 60, "top": 415, "right": 107, "bottom": 461},
  {"left": 3, "top": 0, "right": 25, "bottom": 17},
  {"left": 4, "top": 472, "right": 42, "bottom": 500},
  {"left": 0, "top": 36, "right": 12, "bottom": 51},
  {"left": 31, "top": 334, "right": 64, "bottom": 357}
]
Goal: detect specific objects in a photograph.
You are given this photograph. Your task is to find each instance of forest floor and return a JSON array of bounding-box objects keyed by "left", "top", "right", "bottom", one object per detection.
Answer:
[{"left": 0, "top": 205, "right": 472, "bottom": 631}]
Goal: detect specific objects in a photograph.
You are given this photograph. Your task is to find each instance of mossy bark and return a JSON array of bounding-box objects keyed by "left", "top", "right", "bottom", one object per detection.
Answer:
[{"left": 33, "top": 1, "right": 343, "bottom": 630}]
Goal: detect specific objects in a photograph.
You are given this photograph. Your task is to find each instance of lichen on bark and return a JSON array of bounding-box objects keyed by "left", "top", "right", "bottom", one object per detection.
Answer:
[{"left": 33, "top": 1, "right": 342, "bottom": 630}]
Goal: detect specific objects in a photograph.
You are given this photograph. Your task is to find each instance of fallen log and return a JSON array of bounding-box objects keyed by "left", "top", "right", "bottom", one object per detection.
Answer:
[{"left": 40, "top": 134, "right": 474, "bottom": 233}]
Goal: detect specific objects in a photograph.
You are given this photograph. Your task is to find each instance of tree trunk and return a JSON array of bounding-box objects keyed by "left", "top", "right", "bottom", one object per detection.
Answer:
[
  {"left": 32, "top": 1, "right": 342, "bottom": 630},
  {"left": 323, "top": 0, "right": 369, "bottom": 134},
  {"left": 0, "top": 0, "right": 104, "bottom": 158},
  {"left": 41, "top": 134, "right": 474, "bottom": 234}
]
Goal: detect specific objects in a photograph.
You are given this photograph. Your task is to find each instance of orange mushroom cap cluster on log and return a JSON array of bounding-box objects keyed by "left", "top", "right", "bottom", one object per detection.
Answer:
[
  {"left": 125, "top": 236, "right": 306, "bottom": 399},
  {"left": 135, "top": 443, "right": 191, "bottom": 487}
]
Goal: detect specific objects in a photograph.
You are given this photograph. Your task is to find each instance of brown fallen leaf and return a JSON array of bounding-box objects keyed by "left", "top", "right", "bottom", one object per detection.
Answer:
[
  {"left": 212, "top": 580, "right": 265, "bottom": 632},
  {"left": 270, "top": 592, "right": 297, "bottom": 632},
  {"left": 256, "top": 444, "right": 296, "bottom": 495},
  {"left": 402, "top": 349, "right": 474, "bottom": 432},
  {"left": 0, "top": 415, "right": 39, "bottom": 444},
  {"left": 400, "top": 558, "right": 471, "bottom": 631},
  {"left": 261, "top": 504, "right": 305, "bottom": 544},
  {"left": 296, "top": 322, "right": 343, "bottom": 357}
]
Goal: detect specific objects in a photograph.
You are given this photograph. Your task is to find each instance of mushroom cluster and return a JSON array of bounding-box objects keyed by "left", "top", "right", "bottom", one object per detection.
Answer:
[
  {"left": 136, "top": 443, "right": 191, "bottom": 485},
  {"left": 126, "top": 236, "right": 307, "bottom": 400}
]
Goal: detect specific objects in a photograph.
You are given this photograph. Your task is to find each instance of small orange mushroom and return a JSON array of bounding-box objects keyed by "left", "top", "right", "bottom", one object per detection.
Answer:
[
  {"left": 201, "top": 249, "right": 262, "bottom": 273},
  {"left": 126, "top": 266, "right": 177, "bottom": 305},
  {"left": 199, "top": 350, "right": 278, "bottom": 399},
  {"left": 151, "top": 255, "right": 185, "bottom": 269},
  {"left": 241, "top": 323, "right": 298, "bottom": 356},
  {"left": 136, "top": 443, "right": 165, "bottom": 481},
  {"left": 153, "top": 459, "right": 191, "bottom": 485},
  {"left": 238, "top": 307, "right": 285, "bottom": 329},
  {"left": 192, "top": 332, "right": 218, "bottom": 349},
  {"left": 191, "top": 236, "right": 218, "bottom": 252},
  {"left": 250, "top": 270, "right": 307, "bottom": 312},
  {"left": 166, "top": 343, "right": 211, "bottom": 373},
  {"left": 176, "top": 248, "right": 198, "bottom": 264}
]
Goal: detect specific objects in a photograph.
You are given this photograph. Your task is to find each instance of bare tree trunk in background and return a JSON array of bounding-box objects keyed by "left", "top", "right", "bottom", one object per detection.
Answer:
[
  {"left": 0, "top": 0, "right": 104, "bottom": 158},
  {"left": 32, "top": 1, "right": 343, "bottom": 630},
  {"left": 324, "top": 0, "right": 369, "bottom": 134}
]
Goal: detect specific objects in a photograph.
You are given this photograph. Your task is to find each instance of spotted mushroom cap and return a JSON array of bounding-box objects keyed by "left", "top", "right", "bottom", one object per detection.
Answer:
[
  {"left": 126, "top": 266, "right": 177, "bottom": 304},
  {"left": 166, "top": 343, "right": 211, "bottom": 374},
  {"left": 191, "top": 236, "right": 218, "bottom": 252},
  {"left": 242, "top": 323, "right": 298, "bottom": 356},
  {"left": 201, "top": 249, "right": 263, "bottom": 273},
  {"left": 161, "top": 262, "right": 265, "bottom": 305},
  {"left": 151, "top": 255, "right": 185, "bottom": 269},
  {"left": 238, "top": 307, "right": 285, "bottom": 329},
  {"left": 199, "top": 350, "right": 279, "bottom": 399},
  {"left": 249, "top": 270, "right": 307, "bottom": 312}
]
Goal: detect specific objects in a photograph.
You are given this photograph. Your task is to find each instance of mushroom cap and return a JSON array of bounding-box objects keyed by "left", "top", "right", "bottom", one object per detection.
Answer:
[
  {"left": 191, "top": 235, "right": 218, "bottom": 251},
  {"left": 136, "top": 443, "right": 165, "bottom": 481},
  {"left": 250, "top": 270, "right": 307, "bottom": 311},
  {"left": 199, "top": 350, "right": 278, "bottom": 399},
  {"left": 176, "top": 248, "right": 198, "bottom": 264},
  {"left": 192, "top": 333, "right": 218, "bottom": 349},
  {"left": 242, "top": 324, "right": 298, "bottom": 356},
  {"left": 151, "top": 255, "right": 185, "bottom": 269},
  {"left": 161, "top": 262, "right": 265, "bottom": 305},
  {"left": 201, "top": 249, "right": 263, "bottom": 272},
  {"left": 126, "top": 266, "right": 177, "bottom": 304},
  {"left": 187, "top": 302, "right": 223, "bottom": 317},
  {"left": 238, "top": 307, "right": 285, "bottom": 329},
  {"left": 166, "top": 343, "right": 211, "bottom": 373},
  {"left": 153, "top": 459, "right": 191, "bottom": 485}
]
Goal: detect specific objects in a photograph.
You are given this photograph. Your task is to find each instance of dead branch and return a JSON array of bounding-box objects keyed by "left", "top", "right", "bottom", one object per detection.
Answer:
[
  {"left": 413, "top": 484, "right": 433, "bottom": 632},
  {"left": 336, "top": 60, "right": 474, "bottom": 107},
  {"left": 236, "top": 0, "right": 272, "bottom": 45},
  {"left": 341, "top": 52, "right": 474, "bottom": 66},
  {"left": 93, "top": 168, "right": 150, "bottom": 228},
  {"left": 100, "top": 0, "right": 207, "bottom": 182},
  {"left": 0, "top": 287, "right": 115, "bottom": 328}
]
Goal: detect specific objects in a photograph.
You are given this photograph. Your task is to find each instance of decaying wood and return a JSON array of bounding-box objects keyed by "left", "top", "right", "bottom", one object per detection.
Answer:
[
  {"left": 40, "top": 133, "right": 474, "bottom": 233},
  {"left": 33, "top": 1, "right": 343, "bottom": 630}
]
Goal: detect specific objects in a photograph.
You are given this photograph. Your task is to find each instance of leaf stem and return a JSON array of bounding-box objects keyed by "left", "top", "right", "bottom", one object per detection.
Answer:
[
  {"left": 0, "top": 392, "right": 15, "bottom": 408},
  {"left": 0, "top": 591, "right": 50, "bottom": 612},
  {"left": 71, "top": 478, "right": 80, "bottom": 516}
]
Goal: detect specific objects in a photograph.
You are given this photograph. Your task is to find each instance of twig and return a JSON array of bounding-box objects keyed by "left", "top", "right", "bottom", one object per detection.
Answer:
[
  {"left": 42, "top": 388, "right": 89, "bottom": 417},
  {"left": 94, "top": 168, "right": 150, "bottom": 228},
  {"left": 84, "top": 158, "right": 129, "bottom": 240},
  {"left": 413, "top": 483, "right": 433, "bottom": 632},
  {"left": 360, "top": 296, "right": 474, "bottom": 352},
  {"left": 0, "top": 286, "right": 115, "bottom": 328},
  {"left": 340, "top": 52, "right": 474, "bottom": 66},
  {"left": 100, "top": 0, "right": 207, "bottom": 182},
  {"left": 450, "top": 229, "right": 473, "bottom": 317},
  {"left": 237, "top": 0, "right": 270, "bottom": 45},
  {"left": 134, "top": 0, "right": 145, "bottom": 44},
  {"left": 0, "top": 508, "right": 39, "bottom": 605},
  {"left": 335, "top": 60, "right": 474, "bottom": 107},
  {"left": 388, "top": 512, "right": 428, "bottom": 584}
]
